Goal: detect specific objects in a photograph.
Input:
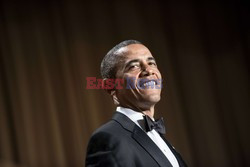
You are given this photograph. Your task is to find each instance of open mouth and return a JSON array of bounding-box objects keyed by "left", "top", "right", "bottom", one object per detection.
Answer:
[{"left": 139, "top": 79, "right": 157, "bottom": 88}]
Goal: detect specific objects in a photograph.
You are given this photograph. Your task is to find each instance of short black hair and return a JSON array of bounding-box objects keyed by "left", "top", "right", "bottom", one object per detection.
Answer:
[{"left": 100, "top": 40, "right": 142, "bottom": 79}]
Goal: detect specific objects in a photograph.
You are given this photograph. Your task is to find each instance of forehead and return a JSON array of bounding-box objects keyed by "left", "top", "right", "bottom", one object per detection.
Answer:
[{"left": 116, "top": 44, "right": 153, "bottom": 62}]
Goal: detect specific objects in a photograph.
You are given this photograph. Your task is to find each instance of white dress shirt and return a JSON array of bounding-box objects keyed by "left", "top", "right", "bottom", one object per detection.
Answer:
[{"left": 116, "top": 106, "right": 179, "bottom": 167}]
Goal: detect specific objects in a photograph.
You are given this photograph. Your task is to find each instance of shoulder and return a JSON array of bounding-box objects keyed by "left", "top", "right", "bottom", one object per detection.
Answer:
[
  {"left": 86, "top": 119, "right": 130, "bottom": 160},
  {"left": 93, "top": 119, "right": 121, "bottom": 134},
  {"left": 85, "top": 120, "right": 123, "bottom": 167},
  {"left": 90, "top": 112, "right": 134, "bottom": 139},
  {"left": 87, "top": 117, "right": 135, "bottom": 151},
  {"left": 89, "top": 119, "right": 124, "bottom": 144},
  {"left": 85, "top": 117, "right": 147, "bottom": 167}
]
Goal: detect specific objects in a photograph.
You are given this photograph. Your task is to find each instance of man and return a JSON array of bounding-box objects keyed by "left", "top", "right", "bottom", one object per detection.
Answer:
[{"left": 85, "top": 40, "right": 187, "bottom": 167}]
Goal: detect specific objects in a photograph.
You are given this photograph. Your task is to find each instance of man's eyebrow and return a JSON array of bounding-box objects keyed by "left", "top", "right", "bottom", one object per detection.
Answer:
[
  {"left": 147, "top": 57, "right": 156, "bottom": 62},
  {"left": 124, "top": 57, "right": 156, "bottom": 68}
]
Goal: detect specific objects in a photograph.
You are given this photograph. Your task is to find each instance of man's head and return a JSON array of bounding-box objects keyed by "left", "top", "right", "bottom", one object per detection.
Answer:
[
  {"left": 101, "top": 40, "right": 162, "bottom": 111},
  {"left": 101, "top": 40, "right": 142, "bottom": 79}
]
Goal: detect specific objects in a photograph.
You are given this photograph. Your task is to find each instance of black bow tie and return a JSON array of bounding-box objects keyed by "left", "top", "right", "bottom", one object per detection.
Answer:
[{"left": 143, "top": 115, "right": 166, "bottom": 134}]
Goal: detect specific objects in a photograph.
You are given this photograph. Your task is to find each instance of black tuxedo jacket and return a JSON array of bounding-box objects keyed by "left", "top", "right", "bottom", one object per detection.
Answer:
[{"left": 85, "top": 112, "right": 187, "bottom": 167}]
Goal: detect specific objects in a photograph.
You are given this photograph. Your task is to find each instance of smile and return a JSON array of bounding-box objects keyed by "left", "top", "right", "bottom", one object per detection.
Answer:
[
  {"left": 138, "top": 79, "right": 159, "bottom": 89},
  {"left": 125, "top": 77, "right": 162, "bottom": 89},
  {"left": 142, "top": 80, "right": 156, "bottom": 87}
]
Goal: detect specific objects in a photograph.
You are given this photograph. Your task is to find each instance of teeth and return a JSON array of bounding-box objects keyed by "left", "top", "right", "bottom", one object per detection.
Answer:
[{"left": 143, "top": 81, "right": 155, "bottom": 87}]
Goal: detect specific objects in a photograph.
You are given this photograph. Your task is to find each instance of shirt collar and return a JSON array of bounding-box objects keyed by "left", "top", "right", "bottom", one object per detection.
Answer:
[{"left": 116, "top": 106, "right": 149, "bottom": 129}]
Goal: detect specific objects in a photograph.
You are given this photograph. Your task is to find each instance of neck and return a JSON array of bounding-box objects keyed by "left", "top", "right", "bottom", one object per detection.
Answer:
[
  {"left": 142, "top": 106, "right": 155, "bottom": 119},
  {"left": 119, "top": 103, "right": 155, "bottom": 119}
]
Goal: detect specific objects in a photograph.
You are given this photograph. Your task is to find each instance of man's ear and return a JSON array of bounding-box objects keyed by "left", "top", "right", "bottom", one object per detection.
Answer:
[
  {"left": 102, "top": 78, "right": 115, "bottom": 94},
  {"left": 102, "top": 78, "right": 119, "bottom": 105},
  {"left": 111, "top": 90, "right": 120, "bottom": 106}
]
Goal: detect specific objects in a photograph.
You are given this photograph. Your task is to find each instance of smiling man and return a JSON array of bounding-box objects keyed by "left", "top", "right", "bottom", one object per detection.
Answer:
[{"left": 85, "top": 40, "right": 187, "bottom": 167}]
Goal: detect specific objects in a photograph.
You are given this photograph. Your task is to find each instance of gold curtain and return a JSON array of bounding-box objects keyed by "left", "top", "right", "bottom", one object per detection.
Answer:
[{"left": 0, "top": 0, "right": 249, "bottom": 167}]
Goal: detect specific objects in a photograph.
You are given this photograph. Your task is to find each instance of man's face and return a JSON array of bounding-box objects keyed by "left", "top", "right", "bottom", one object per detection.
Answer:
[{"left": 114, "top": 44, "right": 162, "bottom": 111}]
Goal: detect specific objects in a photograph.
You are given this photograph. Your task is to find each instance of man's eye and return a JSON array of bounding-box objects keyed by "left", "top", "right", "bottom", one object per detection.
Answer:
[
  {"left": 149, "top": 62, "right": 157, "bottom": 66},
  {"left": 128, "top": 65, "right": 139, "bottom": 70}
]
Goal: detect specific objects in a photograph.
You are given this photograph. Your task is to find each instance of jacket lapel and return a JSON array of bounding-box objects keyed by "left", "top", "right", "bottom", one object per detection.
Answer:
[
  {"left": 112, "top": 112, "right": 172, "bottom": 167},
  {"left": 160, "top": 134, "right": 188, "bottom": 167}
]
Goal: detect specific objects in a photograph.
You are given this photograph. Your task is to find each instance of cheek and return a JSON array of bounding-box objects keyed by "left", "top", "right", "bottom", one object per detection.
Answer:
[
  {"left": 156, "top": 70, "right": 162, "bottom": 79},
  {"left": 123, "top": 73, "right": 140, "bottom": 84}
]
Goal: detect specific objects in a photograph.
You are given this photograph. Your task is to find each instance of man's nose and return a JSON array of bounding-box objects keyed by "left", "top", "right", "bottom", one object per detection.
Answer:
[{"left": 140, "top": 65, "right": 154, "bottom": 77}]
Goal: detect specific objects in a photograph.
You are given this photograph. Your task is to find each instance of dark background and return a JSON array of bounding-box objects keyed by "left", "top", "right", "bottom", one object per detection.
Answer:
[{"left": 0, "top": 0, "right": 249, "bottom": 167}]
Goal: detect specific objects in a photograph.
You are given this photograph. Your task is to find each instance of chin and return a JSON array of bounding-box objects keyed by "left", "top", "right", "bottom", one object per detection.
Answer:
[{"left": 143, "top": 94, "right": 161, "bottom": 104}]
